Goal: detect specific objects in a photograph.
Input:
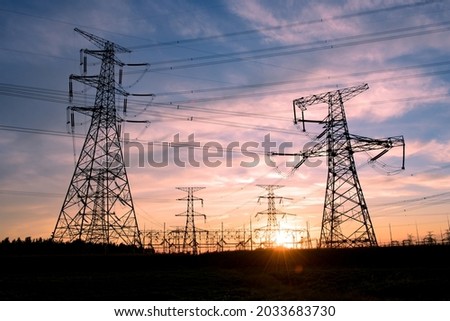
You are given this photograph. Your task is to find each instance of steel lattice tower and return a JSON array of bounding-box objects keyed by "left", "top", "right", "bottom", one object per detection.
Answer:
[
  {"left": 255, "top": 184, "right": 294, "bottom": 248},
  {"left": 273, "top": 84, "right": 405, "bottom": 248},
  {"left": 52, "top": 29, "right": 141, "bottom": 246},
  {"left": 175, "top": 187, "right": 206, "bottom": 254}
]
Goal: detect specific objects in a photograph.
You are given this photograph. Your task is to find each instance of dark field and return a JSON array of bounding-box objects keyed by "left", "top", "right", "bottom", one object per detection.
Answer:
[{"left": 1, "top": 245, "right": 449, "bottom": 300}]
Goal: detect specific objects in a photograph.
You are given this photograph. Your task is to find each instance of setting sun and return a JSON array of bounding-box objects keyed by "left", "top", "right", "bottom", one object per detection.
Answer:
[{"left": 275, "top": 230, "right": 295, "bottom": 248}]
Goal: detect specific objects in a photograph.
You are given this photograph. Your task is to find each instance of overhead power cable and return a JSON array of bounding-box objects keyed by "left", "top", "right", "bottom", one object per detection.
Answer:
[
  {"left": 130, "top": 0, "right": 438, "bottom": 49},
  {"left": 142, "top": 20, "right": 450, "bottom": 72},
  {"left": 151, "top": 68, "right": 450, "bottom": 106},
  {"left": 0, "top": 124, "right": 84, "bottom": 138},
  {"left": 3, "top": 54, "right": 450, "bottom": 131},
  {"left": 151, "top": 60, "right": 450, "bottom": 97}
]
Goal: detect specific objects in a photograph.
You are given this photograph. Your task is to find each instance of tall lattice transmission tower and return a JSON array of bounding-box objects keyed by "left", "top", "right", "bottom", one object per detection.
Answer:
[
  {"left": 52, "top": 29, "right": 143, "bottom": 246},
  {"left": 175, "top": 187, "right": 206, "bottom": 254},
  {"left": 255, "top": 184, "right": 295, "bottom": 248},
  {"left": 273, "top": 84, "right": 405, "bottom": 248}
]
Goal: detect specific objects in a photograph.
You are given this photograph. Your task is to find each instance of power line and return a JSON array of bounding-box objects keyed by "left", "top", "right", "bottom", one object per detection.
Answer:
[
  {"left": 0, "top": 124, "right": 84, "bottom": 138},
  {"left": 0, "top": 189, "right": 63, "bottom": 198},
  {"left": 130, "top": 0, "right": 439, "bottom": 49},
  {"left": 148, "top": 67, "right": 450, "bottom": 106},
  {"left": 1, "top": 1, "right": 439, "bottom": 52},
  {"left": 143, "top": 20, "right": 450, "bottom": 72},
  {"left": 373, "top": 191, "right": 450, "bottom": 208},
  {"left": 2, "top": 79, "right": 450, "bottom": 139},
  {"left": 0, "top": 47, "right": 76, "bottom": 62},
  {"left": 0, "top": 8, "right": 152, "bottom": 44},
  {"left": 150, "top": 60, "right": 450, "bottom": 97},
  {"left": 2, "top": 60, "right": 450, "bottom": 137},
  {"left": 2, "top": 2, "right": 448, "bottom": 84},
  {"left": 3, "top": 57, "right": 450, "bottom": 114}
]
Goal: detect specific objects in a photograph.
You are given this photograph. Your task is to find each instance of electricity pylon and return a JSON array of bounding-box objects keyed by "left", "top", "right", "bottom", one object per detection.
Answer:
[
  {"left": 175, "top": 187, "right": 206, "bottom": 254},
  {"left": 255, "top": 184, "right": 295, "bottom": 248},
  {"left": 272, "top": 83, "right": 405, "bottom": 248},
  {"left": 52, "top": 29, "right": 142, "bottom": 246}
]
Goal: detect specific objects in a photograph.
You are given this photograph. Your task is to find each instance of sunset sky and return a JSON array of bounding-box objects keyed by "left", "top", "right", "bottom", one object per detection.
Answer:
[{"left": 1, "top": 0, "right": 450, "bottom": 246}]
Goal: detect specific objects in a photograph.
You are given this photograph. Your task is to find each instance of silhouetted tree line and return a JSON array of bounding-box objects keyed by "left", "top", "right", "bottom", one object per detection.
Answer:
[{"left": 0, "top": 237, "right": 143, "bottom": 256}]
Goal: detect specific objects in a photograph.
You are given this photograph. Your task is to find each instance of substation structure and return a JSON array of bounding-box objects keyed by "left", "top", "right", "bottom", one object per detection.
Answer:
[
  {"left": 142, "top": 226, "right": 312, "bottom": 254},
  {"left": 143, "top": 185, "right": 312, "bottom": 254}
]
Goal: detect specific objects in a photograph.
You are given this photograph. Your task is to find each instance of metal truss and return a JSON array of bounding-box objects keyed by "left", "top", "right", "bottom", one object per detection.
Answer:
[
  {"left": 52, "top": 29, "right": 141, "bottom": 246},
  {"left": 254, "top": 184, "right": 296, "bottom": 248},
  {"left": 273, "top": 84, "right": 405, "bottom": 248},
  {"left": 175, "top": 187, "right": 206, "bottom": 254}
]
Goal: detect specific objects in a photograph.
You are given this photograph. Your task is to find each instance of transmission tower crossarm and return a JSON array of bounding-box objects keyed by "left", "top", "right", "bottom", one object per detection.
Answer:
[
  {"left": 126, "top": 63, "right": 150, "bottom": 67},
  {"left": 293, "top": 83, "right": 369, "bottom": 109},
  {"left": 70, "top": 74, "right": 98, "bottom": 86},
  {"left": 176, "top": 186, "right": 205, "bottom": 192},
  {"left": 255, "top": 208, "right": 294, "bottom": 217},
  {"left": 175, "top": 211, "right": 205, "bottom": 218},
  {"left": 350, "top": 134, "right": 405, "bottom": 168},
  {"left": 257, "top": 195, "right": 287, "bottom": 203},
  {"left": 177, "top": 196, "right": 204, "bottom": 203},
  {"left": 292, "top": 84, "right": 368, "bottom": 131},
  {"left": 256, "top": 184, "right": 283, "bottom": 189},
  {"left": 74, "top": 28, "right": 131, "bottom": 53},
  {"left": 69, "top": 106, "right": 95, "bottom": 116},
  {"left": 194, "top": 211, "right": 207, "bottom": 223},
  {"left": 70, "top": 74, "right": 128, "bottom": 96},
  {"left": 349, "top": 134, "right": 405, "bottom": 150},
  {"left": 123, "top": 120, "right": 151, "bottom": 124},
  {"left": 129, "top": 93, "right": 155, "bottom": 97}
]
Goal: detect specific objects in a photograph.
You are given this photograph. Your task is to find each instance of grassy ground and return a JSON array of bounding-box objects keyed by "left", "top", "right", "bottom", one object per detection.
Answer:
[{"left": 1, "top": 246, "right": 449, "bottom": 300}]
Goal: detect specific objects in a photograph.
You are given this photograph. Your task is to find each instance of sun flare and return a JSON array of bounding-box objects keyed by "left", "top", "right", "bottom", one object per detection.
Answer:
[{"left": 274, "top": 230, "right": 294, "bottom": 248}]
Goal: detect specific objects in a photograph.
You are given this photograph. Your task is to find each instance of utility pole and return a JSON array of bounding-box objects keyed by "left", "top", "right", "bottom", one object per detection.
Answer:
[
  {"left": 176, "top": 187, "right": 206, "bottom": 254},
  {"left": 255, "top": 184, "right": 295, "bottom": 248},
  {"left": 52, "top": 29, "right": 147, "bottom": 247},
  {"left": 272, "top": 83, "right": 405, "bottom": 248}
]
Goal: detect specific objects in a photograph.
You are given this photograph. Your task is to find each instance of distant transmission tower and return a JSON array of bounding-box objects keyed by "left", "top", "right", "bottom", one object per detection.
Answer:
[
  {"left": 273, "top": 84, "right": 405, "bottom": 248},
  {"left": 255, "top": 184, "right": 295, "bottom": 248},
  {"left": 52, "top": 29, "right": 144, "bottom": 246},
  {"left": 175, "top": 187, "right": 206, "bottom": 254}
]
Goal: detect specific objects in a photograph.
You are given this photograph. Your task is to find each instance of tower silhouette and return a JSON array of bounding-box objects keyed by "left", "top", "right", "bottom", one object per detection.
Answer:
[
  {"left": 273, "top": 84, "right": 405, "bottom": 248},
  {"left": 175, "top": 187, "right": 206, "bottom": 254},
  {"left": 255, "top": 184, "right": 294, "bottom": 248},
  {"left": 52, "top": 29, "right": 141, "bottom": 246}
]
